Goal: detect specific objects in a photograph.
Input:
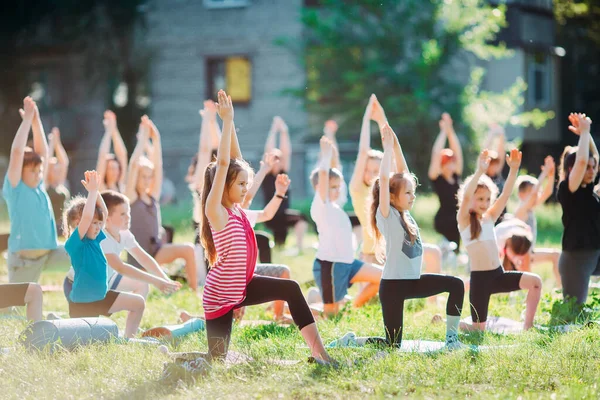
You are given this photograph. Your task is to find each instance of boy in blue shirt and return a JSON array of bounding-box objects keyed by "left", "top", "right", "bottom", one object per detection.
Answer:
[
  {"left": 64, "top": 170, "right": 145, "bottom": 338},
  {"left": 3, "top": 96, "right": 70, "bottom": 283}
]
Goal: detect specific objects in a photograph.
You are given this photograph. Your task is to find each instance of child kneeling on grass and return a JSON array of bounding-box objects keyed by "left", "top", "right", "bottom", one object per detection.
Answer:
[{"left": 63, "top": 170, "right": 145, "bottom": 338}]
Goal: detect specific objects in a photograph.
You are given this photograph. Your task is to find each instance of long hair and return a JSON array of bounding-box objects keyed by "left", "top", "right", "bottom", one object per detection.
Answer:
[
  {"left": 104, "top": 154, "right": 122, "bottom": 185},
  {"left": 370, "top": 172, "right": 419, "bottom": 263},
  {"left": 503, "top": 234, "right": 532, "bottom": 271},
  {"left": 457, "top": 174, "right": 499, "bottom": 240},
  {"left": 558, "top": 146, "right": 596, "bottom": 185},
  {"left": 200, "top": 158, "right": 252, "bottom": 267}
]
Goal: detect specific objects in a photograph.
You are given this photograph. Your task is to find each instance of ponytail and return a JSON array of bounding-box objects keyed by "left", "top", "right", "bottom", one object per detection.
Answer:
[
  {"left": 200, "top": 163, "right": 217, "bottom": 267},
  {"left": 370, "top": 178, "right": 385, "bottom": 263},
  {"left": 469, "top": 210, "right": 482, "bottom": 240}
]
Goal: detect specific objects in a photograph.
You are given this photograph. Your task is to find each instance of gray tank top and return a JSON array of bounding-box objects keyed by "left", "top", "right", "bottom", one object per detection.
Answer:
[{"left": 128, "top": 196, "right": 162, "bottom": 262}]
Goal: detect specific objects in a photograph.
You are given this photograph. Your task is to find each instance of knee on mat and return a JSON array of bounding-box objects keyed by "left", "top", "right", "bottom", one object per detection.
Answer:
[{"left": 280, "top": 266, "right": 291, "bottom": 279}]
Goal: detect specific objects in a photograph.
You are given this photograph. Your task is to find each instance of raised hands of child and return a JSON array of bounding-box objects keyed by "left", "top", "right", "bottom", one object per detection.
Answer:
[
  {"left": 274, "top": 116, "right": 288, "bottom": 133},
  {"left": 81, "top": 170, "right": 100, "bottom": 193},
  {"left": 320, "top": 136, "right": 333, "bottom": 159},
  {"left": 370, "top": 96, "right": 387, "bottom": 125},
  {"left": 476, "top": 150, "right": 491, "bottom": 174},
  {"left": 324, "top": 119, "right": 338, "bottom": 137},
  {"left": 568, "top": 112, "right": 592, "bottom": 135},
  {"left": 275, "top": 174, "right": 291, "bottom": 196},
  {"left": 363, "top": 94, "right": 376, "bottom": 118},
  {"left": 103, "top": 110, "right": 117, "bottom": 131},
  {"left": 260, "top": 152, "right": 279, "bottom": 171},
  {"left": 440, "top": 112, "right": 453, "bottom": 132},
  {"left": 200, "top": 99, "right": 217, "bottom": 118},
  {"left": 20, "top": 96, "right": 36, "bottom": 119},
  {"left": 216, "top": 90, "right": 234, "bottom": 121},
  {"left": 157, "top": 278, "right": 182, "bottom": 295},
  {"left": 542, "top": 155, "right": 555, "bottom": 176},
  {"left": 380, "top": 123, "right": 394, "bottom": 151},
  {"left": 506, "top": 148, "right": 522, "bottom": 170}
]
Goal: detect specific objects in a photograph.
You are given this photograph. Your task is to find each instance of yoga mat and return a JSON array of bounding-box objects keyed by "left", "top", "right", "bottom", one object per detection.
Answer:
[
  {"left": 462, "top": 316, "right": 524, "bottom": 334},
  {"left": 142, "top": 318, "right": 205, "bottom": 339}
]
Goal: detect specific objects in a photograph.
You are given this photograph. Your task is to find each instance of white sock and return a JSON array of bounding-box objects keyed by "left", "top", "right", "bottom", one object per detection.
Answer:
[{"left": 446, "top": 315, "right": 461, "bottom": 341}]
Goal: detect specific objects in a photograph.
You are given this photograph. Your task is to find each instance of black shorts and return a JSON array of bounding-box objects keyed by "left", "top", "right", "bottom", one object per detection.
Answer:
[{"left": 470, "top": 266, "right": 522, "bottom": 323}]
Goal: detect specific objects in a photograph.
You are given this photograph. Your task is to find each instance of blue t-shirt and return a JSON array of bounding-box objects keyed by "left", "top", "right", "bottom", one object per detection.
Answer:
[
  {"left": 2, "top": 175, "right": 58, "bottom": 252},
  {"left": 65, "top": 228, "right": 108, "bottom": 303}
]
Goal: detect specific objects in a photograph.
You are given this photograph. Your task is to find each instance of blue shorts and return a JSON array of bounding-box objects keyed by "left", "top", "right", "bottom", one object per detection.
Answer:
[{"left": 313, "top": 258, "right": 364, "bottom": 304}]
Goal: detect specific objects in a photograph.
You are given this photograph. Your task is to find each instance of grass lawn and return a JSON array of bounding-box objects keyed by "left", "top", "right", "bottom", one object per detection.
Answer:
[{"left": 1, "top": 194, "right": 600, "bottom": 399}]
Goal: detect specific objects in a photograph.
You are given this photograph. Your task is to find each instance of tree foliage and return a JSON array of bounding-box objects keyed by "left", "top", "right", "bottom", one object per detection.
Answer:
[{"left": 286, "top": 0, "right": 552, "bottom": 179}]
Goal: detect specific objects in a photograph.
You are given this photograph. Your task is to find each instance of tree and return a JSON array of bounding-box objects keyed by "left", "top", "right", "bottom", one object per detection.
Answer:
[{"left": 283, "top": 0, "right": 551, "bottom": 180}]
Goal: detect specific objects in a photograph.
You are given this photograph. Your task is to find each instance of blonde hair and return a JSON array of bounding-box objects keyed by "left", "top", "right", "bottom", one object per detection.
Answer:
[
  {"left": 370, "top": 173, "right": 420, "bottom": 263},
  {"left": 457, "top": 174, "right": 499, "bottom": 240},
  {"left": 62, "top": 196, "right": 104, "bottom": 237}
]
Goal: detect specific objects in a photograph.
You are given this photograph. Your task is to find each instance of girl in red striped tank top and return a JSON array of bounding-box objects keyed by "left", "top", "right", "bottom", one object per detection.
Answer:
[{"left": 200, "top": 90, "right": 332, "bottom": 364}]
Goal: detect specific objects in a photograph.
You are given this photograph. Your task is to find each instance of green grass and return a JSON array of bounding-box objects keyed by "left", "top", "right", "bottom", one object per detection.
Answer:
[{"left": 1, "top": 195, "right": 599, "bottom": 399}]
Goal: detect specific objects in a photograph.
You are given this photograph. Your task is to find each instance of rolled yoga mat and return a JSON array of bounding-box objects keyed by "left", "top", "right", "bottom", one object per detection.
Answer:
[{"left": 19, "top": 317, "right": 119, "bottom": 352}]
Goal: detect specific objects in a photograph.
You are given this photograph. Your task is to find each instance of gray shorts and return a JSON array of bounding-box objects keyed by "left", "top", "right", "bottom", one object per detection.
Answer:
[
  {"left": 7, "top": 246, "right": 71, "bottom": 283},
  {"left": 254, "top": 264, "right": 290, "bottom": 279}
]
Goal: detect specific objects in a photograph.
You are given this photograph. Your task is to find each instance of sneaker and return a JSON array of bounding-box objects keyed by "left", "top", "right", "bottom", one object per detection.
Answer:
[
  {"left": 327, "top": 332, "right": 358, "bottom": 348},
  {"left": 445, "top": 335, "right": 468, "bottom": 351}
]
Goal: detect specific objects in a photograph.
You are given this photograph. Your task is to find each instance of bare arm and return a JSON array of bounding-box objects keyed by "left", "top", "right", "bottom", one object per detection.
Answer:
[
  {"left": 124, "top": 123, "right": 147, "bottom": 202},
  {"left": 77, "top": 171, "right": 101, "bottom": 240},
  {"left": 205, "top": 90, "right": 234, "bottom": 232},
  {"left": 279, "top": 119, "right": 292, "bottom": 171},
  {"left": 457, "top": 151, "right": 489, "bottom": 229},
  {"left": 31, "top": 106, "right": 50, "bottom": 183},
  {"left": 193, "top": 108, "right": 214, "bottom": 192},
  {"left": 487, "top": 149, "right": 522, "bottom": 222},
  {"left": 147, "top": 118, "right": 163, "bottom": 200},
  {"left": 324, "top": 120, "right": 340, "bottom": 170},
  {"left": 230, "top": 121, "right": 243, "bottom": 160},
  {"left": 350, "top": 95, "right": 375, "bottom": 191},
  {"left": 378, "top": 125, "right": 394, "bottom": 218},
  {"left": 390, "top": 125, "right": 409, "bottom": 174},
  {"left": 255, "top": 174, "right": 290, "bottom": 223},
  {"left": 128, "top": 246, "right": 170, "bottom": 281},
  {"left": 96, "top": 128, "right": 112, "bottom": 187},
  {"left": 7, "top": 98, "right": 35, "bottom": 187},
  {"left": 537, "top": 156, "right": 555, "bottom": 205},
  {"left": 110, "top": 121, "right": 128, "bottom": 188},
  {"left": 567, "top": 113, "right": 592, "bottom": 193},
  {"left": 264, "top": 118, "right": 278, "bottom": 155},
  {"left": 428, "top": 129, "right": 446, "bottom": 180},
  {"left": 241, "top": 154, "right": 275, "bottom": 209},
  {"left": 514, "top": 171, "right": 546, "bottom": 222},
  {"left": 316, "top": 137, "right": 333, "bottom": 203},
  {"left": 52, "top": 128, "right": 70, "bottom": 184},
  {"left": 445, "top": 115, "right": 463, "bottom": 175},
  {"left": 105, "top": 254, "right": 172, "bottom": 290}
]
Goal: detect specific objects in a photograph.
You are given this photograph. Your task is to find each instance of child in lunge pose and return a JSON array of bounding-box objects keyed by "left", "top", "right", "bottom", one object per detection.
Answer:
[
  {"left": 201, "top": 90, "right": 331, "bottom": 363},
  {"left": 458, "top": 149, "right": 542, "bottom": 331},
  {"left": 125, "top": 116, "right": 197, "bottom": 290},
  {"left": 370, "top": 124, "right": 465, "bottom": 348},
  {"left": 0, "top": 283, "right": 43, "bottom": 321},
  {"left": 64, "top": 170, "right": 146, "bottom": 338},
  {"left": 311, "top": 134, "right": 383, "bottom": 317}
]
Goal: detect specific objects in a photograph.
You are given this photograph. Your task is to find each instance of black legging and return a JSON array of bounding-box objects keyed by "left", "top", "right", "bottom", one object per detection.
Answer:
[
  {"left": 379, "top": 275, "right": 464, "bottom": 346},
  {"left": 205, "top": 276, "right": 315, "bottom": 360},
  {"left": 255, "top": 232, "right": 272, "bottom": 263}
]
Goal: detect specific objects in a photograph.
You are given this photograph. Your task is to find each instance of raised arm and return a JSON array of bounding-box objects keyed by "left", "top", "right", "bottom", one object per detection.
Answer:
[
  {"left": 230, "top": 121, "right": 243, "bottom": 160},
  {"left": 350, "top": 95, "right": 376, "bottom": 191},
  {"left": 378, "top": 124, "right": 395, "bottom": 218},
  {"left": 567, "top": 113, "right": 592, "bottom": 192},
  {"left": 31, "top": 104, "right": 49, "bottom": 182},
  {"left": 515, "top": 168, "right": 548, "bottom": 222},
  {"left": 202, "top": 100, "right": 221, "bottom": 151},
  {"left": 457, "top": 151, "right": 490, "bottom": 229},
  {"left": 78, "top": 171, "right": 101, "bottom": 240},
  {"left": 205, "top": 90, "right": 234, "bottom": 232},
  {"left": 146, "top": 117, "right": 163, "bottom": 200},
  {"left": 538, "top": 156, "right": 555, "bottom": 205},
  {"left": 278, "top": 117, "right": 292, "bottom": 171},
  {"left": 96, "top": 118, "right": 113, "bottom": 187},
  {"left": 124, "top": 121, "right": 148, "bottom": 202},
  {"left": 51, "top": 128, "right": 70, "bottom": 184},
  {"left": 316, "top": 136, "right": 333, "bottom": 203},
  {"left": 488, "top": 149, "right": 522, "bottom": 222},
  {"left": 106, "top": 111, "right": 128, "bottom": 188},
  {"left": 7, "top": 97, "right": 35, "bottom": 187},
  {"left": 241, "top": 153, "right": 277, "bottom": 209},
  {"left": 323, "top": 120, "right": 340, "bottom": 170},
  {"left": 444, "top": 113, "right": 463, "bottom": 175},
  {"left": 255, "top": 174, "right": 290, "bottom": 223},
  {"left": 428, "top": 125, "right": 446, "bottom": 180},
  {"left": 264, "top": 117, "right": 279, "bottom": 155},
  {"left": 390, "top": 125, "right": 409, "bottom": 174}
]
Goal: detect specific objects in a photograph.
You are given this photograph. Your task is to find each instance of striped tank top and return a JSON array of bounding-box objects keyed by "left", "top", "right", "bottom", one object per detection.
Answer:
[{"left": 203, "top": 205, "right": 258, "bottom": 320}]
